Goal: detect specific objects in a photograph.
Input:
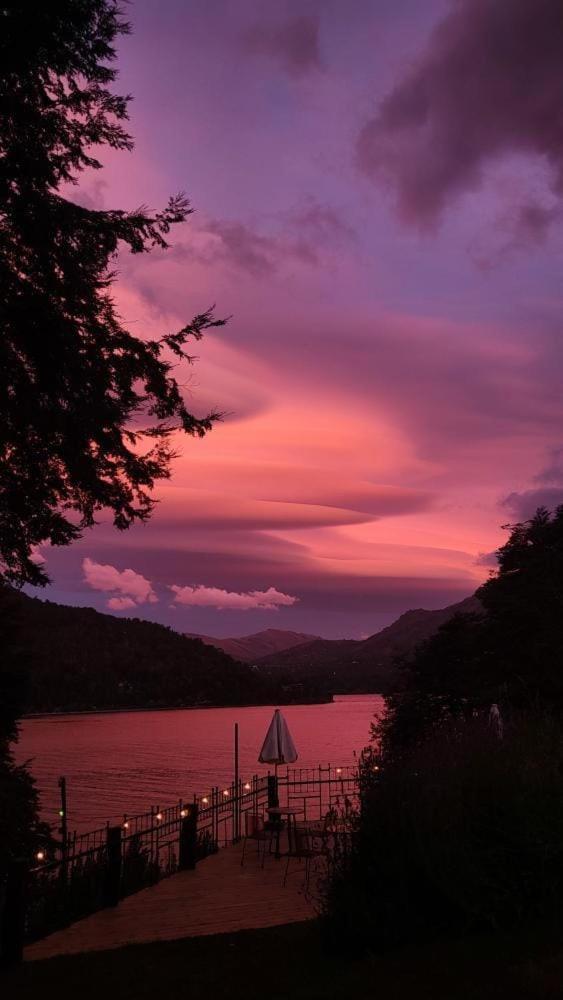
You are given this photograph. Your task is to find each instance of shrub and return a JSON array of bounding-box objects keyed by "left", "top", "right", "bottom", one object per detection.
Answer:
[{"left": 322, "top": 713, "right": 563, "bottom": 953}]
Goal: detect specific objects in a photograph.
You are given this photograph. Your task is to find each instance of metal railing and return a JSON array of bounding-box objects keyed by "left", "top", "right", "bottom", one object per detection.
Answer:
[{"left": 0, "top": 763, "right": 358, "bottom": 964}]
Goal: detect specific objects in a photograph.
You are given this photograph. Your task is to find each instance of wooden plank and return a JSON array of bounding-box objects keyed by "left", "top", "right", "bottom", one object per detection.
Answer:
[{"left": 25, "top": 839, "right": 319, "bottom": 962}]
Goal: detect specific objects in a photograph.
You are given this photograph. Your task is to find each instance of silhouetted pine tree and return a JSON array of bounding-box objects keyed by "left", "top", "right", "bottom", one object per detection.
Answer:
[{"left": 0, "top": 1, "right": 225, "bottom": 586}]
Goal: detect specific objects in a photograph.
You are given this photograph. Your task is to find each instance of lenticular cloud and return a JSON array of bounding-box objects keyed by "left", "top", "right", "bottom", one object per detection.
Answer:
[{"left": 170, "top": 584, "right": 298, "bottom": 610}]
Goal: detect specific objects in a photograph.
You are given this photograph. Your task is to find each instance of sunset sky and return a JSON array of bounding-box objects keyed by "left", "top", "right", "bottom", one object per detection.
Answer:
[{"left": 29, "top": 0, "right": 563, "bottom": 638}]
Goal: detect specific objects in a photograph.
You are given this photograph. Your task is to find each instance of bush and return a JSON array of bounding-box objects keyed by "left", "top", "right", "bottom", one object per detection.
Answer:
[{"left": 322, "top": 713, "right": 563, "bottom": 953}]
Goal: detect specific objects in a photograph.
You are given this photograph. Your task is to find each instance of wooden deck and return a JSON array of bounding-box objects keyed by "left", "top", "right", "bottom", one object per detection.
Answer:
[{"left": 25, "top": 839, "right": 319, "bottom": 962}]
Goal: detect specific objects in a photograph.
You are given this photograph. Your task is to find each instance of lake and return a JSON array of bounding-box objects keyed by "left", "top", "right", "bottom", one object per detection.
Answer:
[{"left": 16, "top": 695, "right": 383, "bottom": 833}]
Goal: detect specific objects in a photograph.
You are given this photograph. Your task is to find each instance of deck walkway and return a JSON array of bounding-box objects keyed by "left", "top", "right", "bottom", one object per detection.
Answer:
[{"left": 25, "top": 840, "right": 318, "bottom": 962}]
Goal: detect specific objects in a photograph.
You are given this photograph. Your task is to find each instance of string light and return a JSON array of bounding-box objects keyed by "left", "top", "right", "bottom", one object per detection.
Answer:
[
  {"left": 244, "top": 782, "right": 251, "bottom": 791},
  {"left": 180, "top": 809, "right": 187, "bottom": 818},
  {"left": 336, "top": 768, "right": 342, "bottom": 775},
  {"left": 223, "top": 789, "right": 229, "bottom": 798},
  {"left": 156, "top": 812, "right": 163, "bottom": 822},
  {"left": 36, "top": 851, "right": 45, "bottom": 862},
  {"left": 58, "top": 809, "right": 65, "bottom": 817},
  {"left": 123, "top": 821, "right": 130, "bottom": 830},
  {"left": 202, "top": 797, "right": 209, "bottom": 805}
]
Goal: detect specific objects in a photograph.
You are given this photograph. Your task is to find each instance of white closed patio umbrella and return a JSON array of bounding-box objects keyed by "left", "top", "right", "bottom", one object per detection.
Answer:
[{"left": 259, "top": 708, "right": 298, "bottom": 765}]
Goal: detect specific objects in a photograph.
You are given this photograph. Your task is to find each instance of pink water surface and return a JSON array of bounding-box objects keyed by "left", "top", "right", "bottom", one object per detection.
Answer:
[{"left": 16, "top": 695, "right": 383, "bottom": 832}]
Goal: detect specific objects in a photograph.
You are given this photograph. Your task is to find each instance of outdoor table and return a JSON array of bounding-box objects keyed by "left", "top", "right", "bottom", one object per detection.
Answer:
[{"left": 266, "top": 806, "right": 303, "bottom": 858}]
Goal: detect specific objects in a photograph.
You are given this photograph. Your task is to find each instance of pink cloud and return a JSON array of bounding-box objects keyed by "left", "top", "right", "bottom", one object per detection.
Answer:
[
  {"left": 107, "top": 596, "right": 137, "bottom": 611},
  {"left": 30, "top": 546, "right": 47, "bottom": 566},
  {"left": 162, "top": 464, "right": 433, "bottom": 519},
  {"left": 170, "top": 584, "right": 298, "bottom": 610},
  {"left": 158, "top": 489, "right": 373, "bottom": 531},
  {"left": 82, "top": 557, "right": 158, "bottom": 606}
]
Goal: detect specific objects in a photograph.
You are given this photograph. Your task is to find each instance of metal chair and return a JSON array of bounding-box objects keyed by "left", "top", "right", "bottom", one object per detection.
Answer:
[
  {"left": 240, "top": 811, "right": 271, "bottom": 867},
  {"left": 288, "top": 789, "right": 322, "bottom": 827},
  {"left": 282, "top": 824, "right": 324, "bottom": 891}
]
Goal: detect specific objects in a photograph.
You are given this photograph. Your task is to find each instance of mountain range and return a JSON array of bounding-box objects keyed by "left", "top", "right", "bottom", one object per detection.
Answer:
[
  {"left": 184, "top": 628, "right": 320, "bottom": 663},
  {"left": 2, "top": 586, "right": 481, "bottom": 712},
  {"left": 1, "top": 587, "right": 274, "bottom": 714},
  {"left": 187, "top": 595, "right": 481, "bottom": 696}
]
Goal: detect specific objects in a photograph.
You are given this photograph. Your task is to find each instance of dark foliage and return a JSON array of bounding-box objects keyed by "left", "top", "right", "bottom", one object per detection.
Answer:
[
  {"left": 0, "top": 1, "right": 225, "bottom": 587},
  {"left": 0, "top": 585, "right": 51, "bottom": 868},
  {"left": 324, "top": 508, "right": 563, "bottom": 953},
  {"left": 7, "top": 919, "right": 563, "bottom": 1000},
  {"left": 324, "top": 714, "right": 563, "bottom": 952},
  {"left": 257, "top": 596, "right": 480, "bottom": 697},
  {"left": 380, "top": 507, "right": 563, "bottom": 758},
  {"left": 2, "top": 587, "right": 274, "bottom": 713}
]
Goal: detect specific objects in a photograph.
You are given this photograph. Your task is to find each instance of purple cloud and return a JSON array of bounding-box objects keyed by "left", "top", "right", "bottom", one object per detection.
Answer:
[
  {"left": 501, "top": 488, "right": 563, "bottom": 521},
  {"left": 245, "top": 15, "right": 321, "bottom": 77},
  {"left": 534, "top": 446, "right": 563, "bottom": 484},
  {"left": 357, "top": 0, "right": 563, "bottom": 228},
  {"left": 289, "top": 201, "right": 356, "bottom": 245},
  {"left": 474, "top": 551, "right": 498, "bottom": 568},
  {"left": 469, "top": 198, "right": 562, "bottom": 269},
  {"left": 164, "top": 203, "right": 353, "bottom": 278}
]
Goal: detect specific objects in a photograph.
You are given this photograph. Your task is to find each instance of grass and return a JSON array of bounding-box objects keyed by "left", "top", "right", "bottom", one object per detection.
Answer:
[{"left": 4, "top": 919, "right": 563, "bottom": 999}]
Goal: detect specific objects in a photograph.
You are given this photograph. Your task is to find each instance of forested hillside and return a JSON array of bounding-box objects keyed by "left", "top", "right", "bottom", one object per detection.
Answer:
[
  {"left": 257, "top": 596, "right": 480, "bottom": 695},
  {"left": 0, "top": 587, "right": 481, "bottom": 713},
  {"left": 1, "top": 588, "right": 272, "bottom": 713}
]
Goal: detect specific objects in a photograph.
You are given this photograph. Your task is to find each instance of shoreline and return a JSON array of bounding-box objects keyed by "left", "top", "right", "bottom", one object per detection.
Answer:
[{"left": 20, "top": 695, "right": 350, "bottom": 721}]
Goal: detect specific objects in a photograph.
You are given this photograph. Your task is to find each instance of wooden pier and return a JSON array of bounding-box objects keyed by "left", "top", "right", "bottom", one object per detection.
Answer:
[{"left": 25, "top": 838, "right": 318, "bottom": 962}]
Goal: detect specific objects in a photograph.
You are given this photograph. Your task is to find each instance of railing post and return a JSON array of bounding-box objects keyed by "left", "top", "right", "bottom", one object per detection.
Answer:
[
  {"left": 0, "top": 860, "right": 27, "bottom": 969},
  {"left": 179, "top": 804, "right": 199, "bottom": 870},
  {"left": 103, "top": 825, "right": 122, "bottom": 908},
  {"left": 267, "top": 774, "right": 279, "bottom": 810}
]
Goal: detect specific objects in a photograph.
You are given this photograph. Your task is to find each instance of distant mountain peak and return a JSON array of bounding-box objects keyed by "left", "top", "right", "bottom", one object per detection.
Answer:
[
  {"left": 254, "top": 594, "right": 481, "bottom": 693},
  {"left": 184, "top": 628, "right": 320, "bottom": 663}
]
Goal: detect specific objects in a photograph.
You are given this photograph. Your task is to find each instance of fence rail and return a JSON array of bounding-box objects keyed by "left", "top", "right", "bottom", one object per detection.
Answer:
[{"left": 0, "top": 763, "right": 358, "bottom": 966}]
